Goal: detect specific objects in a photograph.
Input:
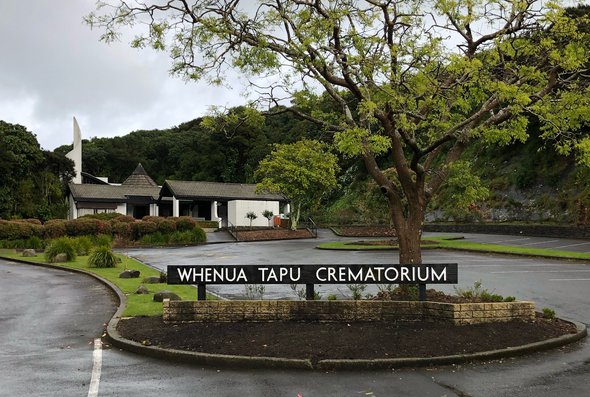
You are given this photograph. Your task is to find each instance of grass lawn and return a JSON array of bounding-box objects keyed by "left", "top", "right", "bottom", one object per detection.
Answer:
[
  {"left": 318, "top": 236, "right": 590, "bottom": 260},
  {"left": 0, "top": 252, "right": 206, "bottom": 317}
]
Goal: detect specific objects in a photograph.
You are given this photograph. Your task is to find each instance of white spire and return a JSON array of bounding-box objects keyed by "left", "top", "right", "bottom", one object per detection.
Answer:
[{"left": 66, "top": 117, "right": 82, "bottom": 184}]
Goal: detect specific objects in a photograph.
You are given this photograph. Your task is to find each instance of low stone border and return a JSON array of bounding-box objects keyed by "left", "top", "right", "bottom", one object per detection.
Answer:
[
  {"left": 0, "top": 254, "right": 585, "bottom": 371},
  {"left": 163, "top": 300, "right": 536, "bottom": 325}
]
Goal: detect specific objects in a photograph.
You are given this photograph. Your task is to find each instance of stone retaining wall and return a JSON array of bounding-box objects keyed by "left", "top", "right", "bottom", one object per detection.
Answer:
[{"left": 163, "top": 300, "right": 535, "bottom": 325}]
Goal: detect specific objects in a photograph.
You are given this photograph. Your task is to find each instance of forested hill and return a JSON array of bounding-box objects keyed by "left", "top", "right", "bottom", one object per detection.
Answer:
[
  {"left": 51, "top": 106, "right": 589, "bottom": 225},
  {"left": 53, "top": 107, "right": 325, "bottom": 185}
]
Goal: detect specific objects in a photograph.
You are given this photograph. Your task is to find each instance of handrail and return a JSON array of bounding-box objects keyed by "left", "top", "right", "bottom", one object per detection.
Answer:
[
  {"left": 300, "top": 217, "right": 318, "bottom": 238},
  {"left": 227, "top": 222, "right": 238, "bottom": 241}
]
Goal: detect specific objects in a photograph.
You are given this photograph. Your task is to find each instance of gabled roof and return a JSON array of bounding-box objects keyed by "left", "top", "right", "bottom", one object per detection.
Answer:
[
  {"left": 122, "top": 163, "right": 158, "bottom": 187},
  {"left": 69, "top": 183, "right": 160, "bottom": 202},
  {"left": 160, "top": 180, "right": 285, "bottom": 201}
]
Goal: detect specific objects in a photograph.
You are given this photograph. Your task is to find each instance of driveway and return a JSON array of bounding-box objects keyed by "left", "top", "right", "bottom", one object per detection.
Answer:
[{"left": 1, "top": 230, "right": 589, "bottom": 396}]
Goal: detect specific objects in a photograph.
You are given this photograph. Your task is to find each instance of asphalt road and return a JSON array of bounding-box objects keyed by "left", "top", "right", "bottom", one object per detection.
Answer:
[{"left": 1, "top": 230, "right": 589, "bottom": 396}]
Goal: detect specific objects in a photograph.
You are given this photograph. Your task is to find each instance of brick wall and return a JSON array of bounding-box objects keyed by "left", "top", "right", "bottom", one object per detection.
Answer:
[{"left": 163, "top": 300, "right": 535, "bottom": 325}]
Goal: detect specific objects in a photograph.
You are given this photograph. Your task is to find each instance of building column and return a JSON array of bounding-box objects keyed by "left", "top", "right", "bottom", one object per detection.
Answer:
[
  {"left": 284, "top": 203, "right": 291, "bottom": 215},
  {"left": 173, "top": 197, "right": 180, "bottom": 217},
  {"left": 211, "top": 201, "right": 221, "bottom": 228},
  {"left": 150, "top": 203, "right": 159, "bottom": 216}
]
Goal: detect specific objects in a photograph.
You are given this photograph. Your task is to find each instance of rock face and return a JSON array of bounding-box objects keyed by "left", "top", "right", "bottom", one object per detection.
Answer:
[
  {"left": 119, "top": 269, "right": 141, "bottom": 279},
  {"left": 22, "top": 249, "right": 36, "bottom": 257},
  {"left": 142, "top": 276, "right": 161, "bottom": 284},
  {"left": 53, "top": 253, "right": 68, "bottom": 263},
  {"left": 135, "top": 285, "right": 149, "bottom": 294},
  {"left": 153, "top": 290, "right": 182, "bottom": 302}
]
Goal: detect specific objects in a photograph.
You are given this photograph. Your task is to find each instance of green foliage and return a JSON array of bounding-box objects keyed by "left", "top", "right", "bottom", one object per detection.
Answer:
[
  {"left": 44, "top": 237, "right": 77, "bottom": 262},
  {"left": 87, "top": 246, "right": 118, "bottom": 268},
  {"left": 95, "top": 234, "right": 113, "bottom": 248},
  {"left": 87, "top": 0, "right": 590, "bottom": 267},
  {"left": 245, "top": 211, "right": 257, "bottom": 228},
  {"left": 157, "top": 219, "right": 176, "bottom": 234},
  {"left": 346, "top": 284, "right": 367, "bottom": 300},
  {"left": 175, "top": 216, "right": 197, "bottom": 232},
  {"left": 73, "top": 236, "right": 94, "bottom": 255},
  {"left": 453, "top": 280, "right": 486, "bottom": 299},
  {"left": 0, "top": 121, "right": 74, "bottom": 220},
  {"left": 262, "top": 210, "right": 274, "bottom": 220},
  {"left": 542, "top": 307, "right": 556, "bottom": 320},
  {"left": 256, "top": 139, "right": 339, "bottom": 229},
  {"left": 327, "top": 294, "right": 338, "bottom": 301}
]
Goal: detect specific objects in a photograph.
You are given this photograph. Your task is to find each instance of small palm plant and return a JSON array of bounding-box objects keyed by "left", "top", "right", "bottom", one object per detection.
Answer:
[
  {"left": 262, "top": 210, "right": 274, "bottom": 227},
  {"left": 245, "top": 211, "right": 258, "bottom": 229}
]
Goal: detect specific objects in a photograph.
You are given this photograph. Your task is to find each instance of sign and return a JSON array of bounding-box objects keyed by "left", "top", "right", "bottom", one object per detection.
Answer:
[{"left": 167, "top": 264, "right": 458, "bottom": 285}]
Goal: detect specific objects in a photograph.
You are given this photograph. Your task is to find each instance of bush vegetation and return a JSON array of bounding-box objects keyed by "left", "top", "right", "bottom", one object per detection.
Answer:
[
  {"left": 44, "top": 237, "right": 77, "bottom": 262},
  {"left": 87, "top": 246, "right": 118, "bottom": 268}
]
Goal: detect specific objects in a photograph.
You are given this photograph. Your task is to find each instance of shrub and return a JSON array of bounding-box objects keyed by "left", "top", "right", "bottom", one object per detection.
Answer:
[
  {"left": 157, "top": 219, "right": 177, "bottom": 234},
  {"left": 169, "top": 230, "right": 193, "bottom": 245},
  {"left": 81, "top": 212, "right": 124, "bottom": 221},
  {"left": 140, "top": 232, "right": 168, "bottom": 245},
  {"left": 112, "top": 221, "right": 132, "bottom": 239},
  {"left": 45, "top": 237, "right": 77, "bottom": 262},
  {"left": 95, "top": 234, "right": 113, "bottom": 248},
  {"left": 64, "top": 219, "right": 111, "bottom": 237},
  {"left": 191, "top": 226, "right": 207, "bottom": 243},
  {"left": 142, "top": 216, "right": 166, "bottom": 224},
  {"left": 0, "top": 221, "right": 42, "bottom": 240},
  {"left": 24, "top": 236, "right": 45, "bottom": 250},
  {"left": 14, "top": 218, "right": 43, "bottom": 225},
  {"left": 175, "top": 216, "right": 197, "bottom": 231},
  {"left": 43, "top": 220, "right": 67, "bottom": 239},
  {"left": 542, "top": 307, "right": 556, "bottom": 320},
  {"left": 73, "top": 236, "right": 94, "bottom": 255},
  {"left": 114, "top": 215, "right": 136, "bottom": 223},
  {"left": 133, "top": 221, "right": 158, "bottom": 238},
  {"left": 87, "top": 246, "right": 118, "bottom": 268},
  {"left": 503, "top": 296, "right": 516, "bottom": 302},
  {"left": 195, "top": 220, "right": 219, "bottom": 229}
]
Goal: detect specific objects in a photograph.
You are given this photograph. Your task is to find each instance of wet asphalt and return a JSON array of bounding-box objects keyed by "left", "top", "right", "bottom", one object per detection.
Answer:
[{"left": 0, "top": 229, "right": 589, "bottom": 396}]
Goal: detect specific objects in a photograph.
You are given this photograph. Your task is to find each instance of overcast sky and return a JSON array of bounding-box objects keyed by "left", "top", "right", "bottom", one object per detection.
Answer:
[{"left": 0, "top": 0, "right": 248, "bottom": 150}]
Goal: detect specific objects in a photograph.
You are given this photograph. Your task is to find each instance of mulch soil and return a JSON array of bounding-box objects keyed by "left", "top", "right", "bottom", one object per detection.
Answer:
[
  {"left": 118, "top": 315, "right": 576, "bottom": 363},
  {"left": 236, "top": 228, "right": 313, "bottom": 241}
]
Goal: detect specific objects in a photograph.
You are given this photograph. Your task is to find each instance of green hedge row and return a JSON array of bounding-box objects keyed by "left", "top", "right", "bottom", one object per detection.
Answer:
[{"left": 0, "top": 215, "right": 210, "bottom": 241}]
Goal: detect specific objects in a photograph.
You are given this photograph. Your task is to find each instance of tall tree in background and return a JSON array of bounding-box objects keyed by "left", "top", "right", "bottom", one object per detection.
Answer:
[
  {"left": 0, "top": 121, "right": 74, "bottom": 220},
  {"left": 88, "top": 1, "right": 590, "bottom": 266},
  {"left": 256, "top": 139, "right": 339, "bottom": 229}
]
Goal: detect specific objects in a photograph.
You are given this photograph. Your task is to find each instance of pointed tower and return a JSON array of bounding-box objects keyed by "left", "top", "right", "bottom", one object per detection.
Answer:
[
  {"left": 66, "top": 117, "right": 82, "bottom": 184},
  {"left": 122, "top": 163, "right": 158, "bottom": 186}
]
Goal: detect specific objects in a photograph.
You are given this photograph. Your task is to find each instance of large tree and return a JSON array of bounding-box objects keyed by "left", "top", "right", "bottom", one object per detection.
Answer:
[
  {"left": 255, "top": 139, "right": 339, "bottom": 229},
  {"left": 88, "top": 1, "right": 590, "bottom": 266}
]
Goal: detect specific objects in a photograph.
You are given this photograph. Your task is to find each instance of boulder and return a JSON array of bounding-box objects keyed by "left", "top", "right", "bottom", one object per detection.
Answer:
[
  {"left": 153, "top": 290, "right": 182, "bottom": 302},
  {"left": 119, "top": 269, "right": 140, "bottom": 279},
  {"left": 142, "top": 276, "right": 161, "bottom": 284},
  {"left": 22, "top": 249, "right": 36, "bottom": 257},
  {"left": 135, "top": 285, "right": 149, "bottom": 295},
  {"left": 53, "top": 253, "right": 68, "bottom": 263}
]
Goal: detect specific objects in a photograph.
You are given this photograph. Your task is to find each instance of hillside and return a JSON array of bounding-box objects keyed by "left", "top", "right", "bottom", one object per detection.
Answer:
[{"left": 52, "top": 109, "right": 590, "bottom": 226}]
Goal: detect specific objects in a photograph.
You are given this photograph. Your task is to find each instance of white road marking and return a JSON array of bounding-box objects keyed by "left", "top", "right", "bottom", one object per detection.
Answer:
[
  {"left": 87, "top": 338, "right": 102, "bottom": 397},
  {"left": 551, "top": 241, "right": 590, "bottom": 250},
  {"left": 519, "top": 239, "right": 560, "bottom": 246},
  {"left": 491, "top": 270, "right": 590, "bottom": 274},
  {"left": 550, "top": 278, "right": 590, "bottom": 281},
  {"left": 486, "top": 237, "right": 530, "bottom": 244}
]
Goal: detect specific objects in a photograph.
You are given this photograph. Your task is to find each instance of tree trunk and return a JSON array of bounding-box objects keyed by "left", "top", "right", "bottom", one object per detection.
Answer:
[
  {"left": 390, "top": 202, "right": 425, "bottom": 298},
  {"left": 290, "top": 202, "right": 301, "bottom": 230}
]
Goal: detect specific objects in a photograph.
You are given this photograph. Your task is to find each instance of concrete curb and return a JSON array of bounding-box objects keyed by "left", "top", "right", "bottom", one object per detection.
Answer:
[{"left": 0, "top": 254, "right": 586, "bottom": 371}]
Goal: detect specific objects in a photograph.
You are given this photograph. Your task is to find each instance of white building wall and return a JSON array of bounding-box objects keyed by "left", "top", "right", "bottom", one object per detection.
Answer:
[
  {"left": 69, "top": 194, "right": 78, "bottom": 220},
  {"left": 227, "top": 200, "right": 280, "bottom": 227},
  {"left": 116, "top": 203, "right": 127, "bottom": 215}
]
